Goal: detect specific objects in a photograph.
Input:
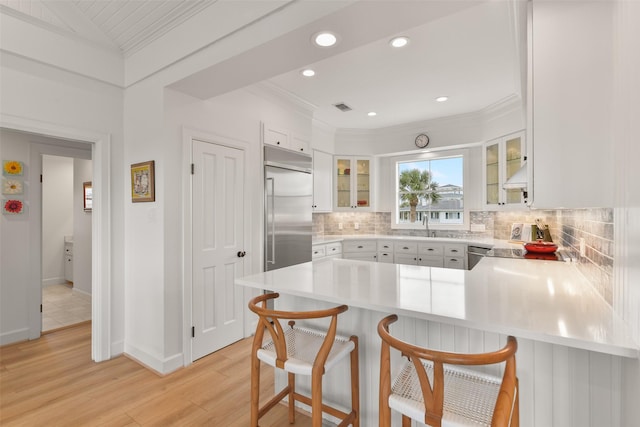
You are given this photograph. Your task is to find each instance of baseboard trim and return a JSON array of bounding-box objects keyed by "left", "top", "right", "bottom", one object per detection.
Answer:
[
  {"left": 0, "top": 327, "right": 30, "bottom": 346},
  {"left": 124, "top": 343, "right": 183, "bottom": 375}
]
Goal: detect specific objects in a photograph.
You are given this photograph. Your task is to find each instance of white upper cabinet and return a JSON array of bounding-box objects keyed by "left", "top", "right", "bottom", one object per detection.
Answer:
[
  {"left": 312, "top": 150, "right": 333, "bottom": 212},
  {"left": 291, "top": 134, "right": 310, "bottom": 154},
  {"left": 483, "top": 131, "right": 527, "bottom": 208},
  {"left": 531, "top": 1, "right": 614, "bottom": 208},
  {"left": 262, "top": 122, "right": 310, "bottom": 154},
  {"left": 262, "top": 122, "right": 289, "bottom": 149},
  {"left": 334, "top": 156, "right": 372, "bottom": 211}
]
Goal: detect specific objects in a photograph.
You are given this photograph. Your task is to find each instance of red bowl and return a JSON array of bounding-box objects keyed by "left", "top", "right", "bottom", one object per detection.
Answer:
[{"left": 523, "top": 240, "right": 558, "bottom": 253}]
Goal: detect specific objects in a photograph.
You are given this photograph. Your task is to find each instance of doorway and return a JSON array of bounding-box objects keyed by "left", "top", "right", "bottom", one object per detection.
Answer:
[
  {"left": 0, "top": 117, "right": 111, "bottom": 362},
  {"left": 41, "top": 154, "right": 92, "bottom": 332}
]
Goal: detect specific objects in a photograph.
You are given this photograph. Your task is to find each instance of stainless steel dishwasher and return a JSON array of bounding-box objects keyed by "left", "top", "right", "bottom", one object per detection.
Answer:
[{"left": 467, "top": 245, "right": 491, "bottom": 269}]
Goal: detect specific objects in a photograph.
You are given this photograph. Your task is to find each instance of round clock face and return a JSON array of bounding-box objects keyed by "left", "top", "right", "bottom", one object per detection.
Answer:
[{"left": 415, "top": 133, "right": 429, "bottom": 148}]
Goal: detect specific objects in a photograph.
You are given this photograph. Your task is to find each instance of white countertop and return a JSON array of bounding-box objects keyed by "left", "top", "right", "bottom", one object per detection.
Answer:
[
  {"left": 236, "top": 257, "right": 638, "bottom": 358},
  {"left": 312, "top": 234, "right": 521, "bottom": 249}
]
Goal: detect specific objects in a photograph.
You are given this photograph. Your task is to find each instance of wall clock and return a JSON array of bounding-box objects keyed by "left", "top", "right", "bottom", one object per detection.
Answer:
[{"left": 415, "top": 133, "right": 429, "bottom": 148}]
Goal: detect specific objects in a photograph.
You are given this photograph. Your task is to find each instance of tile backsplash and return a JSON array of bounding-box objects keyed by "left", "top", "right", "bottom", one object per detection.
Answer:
[{"left": 313, "top": 208, "right": 614, "bottom": 305}]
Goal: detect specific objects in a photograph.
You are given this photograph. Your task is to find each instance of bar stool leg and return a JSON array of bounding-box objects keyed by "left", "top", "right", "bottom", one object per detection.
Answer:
[
  {"left": 379, "top": 341, "right": 392, "bottom": 427},
  {"left": 350, "top": 336, "right": 360, "bottom": 427},
  {"left": 250, "top": 352, "right": 260, "bottom": 427},
  {"left": 288, "top": 372, "right": 295, "bottom": 423},
  {"left": 311, "top": 368, "right": 323, "bottom": 427}
]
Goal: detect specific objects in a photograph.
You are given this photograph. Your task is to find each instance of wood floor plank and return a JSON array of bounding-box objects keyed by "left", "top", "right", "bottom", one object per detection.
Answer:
[{"left": 0, "top": 323, "right": 315, "bottom": 426}]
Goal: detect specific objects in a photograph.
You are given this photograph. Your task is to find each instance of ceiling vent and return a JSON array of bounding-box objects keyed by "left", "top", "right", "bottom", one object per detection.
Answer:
[{"left": 333, "top": 103, "right": 352, "bottom": 112}]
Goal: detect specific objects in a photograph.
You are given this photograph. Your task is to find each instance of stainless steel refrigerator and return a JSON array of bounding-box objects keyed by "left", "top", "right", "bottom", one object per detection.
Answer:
[{"left": 264, "top": 145, "right": 313, "bottom": 272}]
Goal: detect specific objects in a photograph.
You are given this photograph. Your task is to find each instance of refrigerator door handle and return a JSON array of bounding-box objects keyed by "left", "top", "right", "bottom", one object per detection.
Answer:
[{"left": 266, "top": 177, "right": 275, "bottom": 265}]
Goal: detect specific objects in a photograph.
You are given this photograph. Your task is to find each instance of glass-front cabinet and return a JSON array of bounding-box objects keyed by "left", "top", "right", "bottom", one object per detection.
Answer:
[
  {"left": 484, "top": 131, "right": 526, "bottom": 207},
  {"left": 335, "top": 156, "right": 372, "bottom": 211}
]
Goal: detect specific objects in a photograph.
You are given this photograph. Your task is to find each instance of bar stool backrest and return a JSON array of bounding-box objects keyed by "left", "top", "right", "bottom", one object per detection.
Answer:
[
  {"left": 378, "top": 314, "right": 518, "bottom": 427},
  {"left": 248, "top": 293, "right": 348, "bottom": 371}
]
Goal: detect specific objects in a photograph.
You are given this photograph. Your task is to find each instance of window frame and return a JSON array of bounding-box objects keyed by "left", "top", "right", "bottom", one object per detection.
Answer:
[{"left": 390, "top": 149, "right": 469, "bottom": 231}]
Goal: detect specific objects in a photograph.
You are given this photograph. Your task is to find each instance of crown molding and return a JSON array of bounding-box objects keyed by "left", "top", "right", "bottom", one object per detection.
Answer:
[{"left": 247, "top": 81, "right": 317, "bottom": 120}]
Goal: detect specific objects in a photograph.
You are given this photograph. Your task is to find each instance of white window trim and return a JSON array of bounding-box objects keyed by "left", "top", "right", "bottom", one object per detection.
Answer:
[{"left": 390, "top": 149, "right": 469, "bottom": 231}]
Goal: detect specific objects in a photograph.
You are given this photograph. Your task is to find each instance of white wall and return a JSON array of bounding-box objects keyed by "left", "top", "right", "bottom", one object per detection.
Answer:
[
  {"left": 333, "top": 97, "right": 524, "bottom": 157},
  {"left": 0, "top": 130, "right": 32, "bottom": 343},
  {"left": 0, "top": 51, "right": 124, "bottom": 350},
  {"left": 73, "top": 158, "right": 92, "bottom": 295},
  {"left": 42, "top": 155, "right": 73, "bottom": 286},
  {"left": 120, "top": 84, "right": 313, "bottom": 372}
]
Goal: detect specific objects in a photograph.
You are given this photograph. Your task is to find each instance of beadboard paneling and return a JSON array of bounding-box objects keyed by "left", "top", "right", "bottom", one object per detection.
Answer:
[{"left": 274, "top": 294, "right": 623, "bottom": 427}]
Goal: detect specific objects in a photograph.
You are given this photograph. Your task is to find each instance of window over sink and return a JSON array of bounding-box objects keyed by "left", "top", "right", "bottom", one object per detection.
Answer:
[{"left": 392, "top": 150, "right": 466, "bottom": 230}]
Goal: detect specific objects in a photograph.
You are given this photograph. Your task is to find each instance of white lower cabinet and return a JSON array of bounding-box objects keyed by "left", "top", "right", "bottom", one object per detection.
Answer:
[
  {"left": 342, "top": 240, "right": 377, "bottom": 262},
  {"left": 312, "top": 245, "right": 326, "bottom": 259},
  {"left": 418, "top": 255, "right": 444, "bottom": 268},
  {"left": 444, "top": 257, "right": 465, "bottom": 269},
  {"left": 312, "top": 242, "right": 342, "bottom": 259},
  {"left": 377, "top": 252, "right": 394, "bottom": 263},
  {"left": 377, "top": 240, "right": 394, "bottom": 263},
  {"left": 444, "top": 244, "right": 466, "bottom": 269},
  {"left": 395, "top": 253, "right": 418, "bottom": 265},
  {"left": 324, "top": 242, "right": 342, "bottom": 259},
  {"left": 332, "top": 238, "right": 469, "bottom": 269}
]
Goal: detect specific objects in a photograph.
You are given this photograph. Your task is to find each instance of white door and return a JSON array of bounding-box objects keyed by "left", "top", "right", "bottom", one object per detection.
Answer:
[{"left": 192, "top": 139, "right": 245, "bottom": 360}]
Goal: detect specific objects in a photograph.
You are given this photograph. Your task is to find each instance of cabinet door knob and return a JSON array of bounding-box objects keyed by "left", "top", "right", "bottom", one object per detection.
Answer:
[{"left": 237, "top": 251, "right": 246, "bottom": 258}]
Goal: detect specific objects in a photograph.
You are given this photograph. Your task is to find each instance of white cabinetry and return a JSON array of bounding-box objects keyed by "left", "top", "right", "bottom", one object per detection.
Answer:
[
  {"left": 418, "top": 242, "right": 445, "bottom": 267},
  {"left": 341, "top": 238, "right": 468, "bottom": 269},
  {"left": 393, "top": 242, "right": 419, "bottom": 265},
  {"left": 334, "top": 156, "right": 372, "bottom": 211},
  {"left": 262, "top": 122, "right": 310, "bottom": 154},
  {"left": 312, "top": 241, "right": 342, "bottom": 259},
  {"left": 377, "top": 240, "right": 394, "bottom": 264},
  {"left": 443, "top": 244, "right": 466, "bottom": 270},
  {"left": 342, "top": 240, "right": 377, "bottom": 262},
  {"left": 531, "top": 1, "right": 613, "bottom": 208},
  {"left": 484, "top": 131, "right": 526, "bottom": 208},
  {"left": 291, "top": 134, "right": 310, "bottom": 153},
  {"left": 312, "top": 150, "right": 333, "bottom": 212},
  {"left": 262, "top": 122, "right": 289, "bottom": 149},
  {"left": 64, "top": 241, "right": 73, "bottom": 282}
]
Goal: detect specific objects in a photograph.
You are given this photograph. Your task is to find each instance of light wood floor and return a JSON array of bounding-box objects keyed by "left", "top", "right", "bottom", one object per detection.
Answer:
[{"left": 0, "top": 323, "right": 315, "bottom": 426}]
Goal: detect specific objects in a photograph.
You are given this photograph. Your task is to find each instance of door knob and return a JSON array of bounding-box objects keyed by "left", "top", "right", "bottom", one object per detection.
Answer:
[{"left": 237, "top": 251, "right": 246, "bottom": 258}]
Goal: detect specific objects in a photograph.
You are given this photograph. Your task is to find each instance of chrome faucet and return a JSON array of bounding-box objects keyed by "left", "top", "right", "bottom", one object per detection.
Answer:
[
  {"left": 422, "top": 216, "right": 429, "bottom": 233},
  {"left": 423, "top": 216, "right": 436, "bottom": 237}
]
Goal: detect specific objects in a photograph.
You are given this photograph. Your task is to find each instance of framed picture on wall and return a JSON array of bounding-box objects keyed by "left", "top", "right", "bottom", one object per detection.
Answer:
[
  {"left": 83, "top": 181, "right": 92, "bottom": 212},
  {"left": 131, "top": 160, "right": 155, "bottom": 203}
]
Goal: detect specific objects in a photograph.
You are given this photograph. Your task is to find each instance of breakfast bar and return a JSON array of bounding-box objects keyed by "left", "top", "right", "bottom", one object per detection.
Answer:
[{"left": 236, "top": 258, "right": 638, "bottom": 426}]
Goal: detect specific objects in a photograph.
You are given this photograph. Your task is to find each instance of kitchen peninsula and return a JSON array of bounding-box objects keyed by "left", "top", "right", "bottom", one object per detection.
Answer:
[{"left": 236, "top": 257, "right": 638, "bottom": 426}]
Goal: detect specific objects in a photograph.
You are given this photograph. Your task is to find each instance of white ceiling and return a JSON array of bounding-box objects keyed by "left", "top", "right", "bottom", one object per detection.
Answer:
[
  {"left": 1, "top": 0, "right": 525, "bottom": 131},
  {"left": 266, "top": 1, "right": 522, "bottom": 129}
]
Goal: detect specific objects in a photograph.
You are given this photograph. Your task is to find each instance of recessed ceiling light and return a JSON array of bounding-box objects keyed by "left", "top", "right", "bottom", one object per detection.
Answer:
[
  {"left": 313, "top": 31, "right": 338, "bottom": 47},
  {"left": 389, "top": 36, "right": 409, "bottom": 48},
  {"left": 301, "top": 69, "right": 315, "bottom": 77},
  {"left": 436, "top": 96, "right": 449, "bottom": 102},
  {"left": 367, "top": 112, "right": 377, "bottom": 117}
]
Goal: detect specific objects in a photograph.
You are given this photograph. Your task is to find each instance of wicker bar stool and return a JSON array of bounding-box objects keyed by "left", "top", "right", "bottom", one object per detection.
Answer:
[
  {"left": 248, "top": 293, "right": 360, "bottom": 427},
  {"left": 378, "top": 314, "right": 519, "bottom": 427}
]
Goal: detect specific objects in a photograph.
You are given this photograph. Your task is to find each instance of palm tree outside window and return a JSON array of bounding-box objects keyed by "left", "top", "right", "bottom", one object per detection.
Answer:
[{"left": 396, "top": 156, "right": 464, "bottom": 226}]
